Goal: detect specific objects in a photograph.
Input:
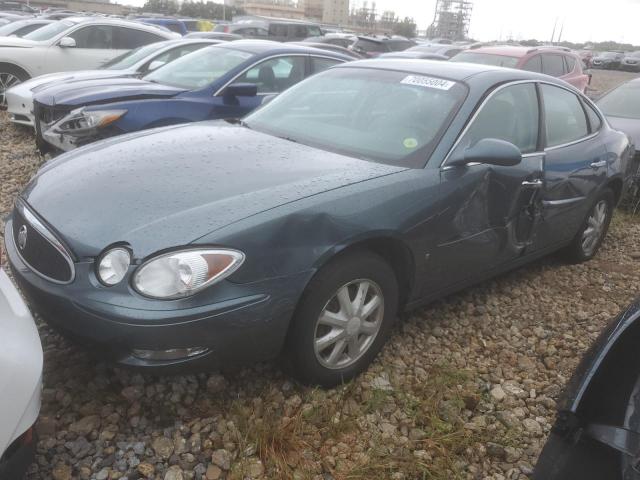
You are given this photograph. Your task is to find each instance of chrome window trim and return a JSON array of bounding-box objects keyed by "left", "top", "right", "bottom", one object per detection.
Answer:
[
  {"left": 441, "top": 79, "right": 598, "bottom": 168},
  {"left": 213, "top": 53, "right": 343, "bottom": 97},
  {"left": 14, "top": 199, "right": 76, "bottom": 285}
]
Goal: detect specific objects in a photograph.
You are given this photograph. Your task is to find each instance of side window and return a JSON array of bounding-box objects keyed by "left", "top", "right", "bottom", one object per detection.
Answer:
[
  {"left": 268, "top": 24, "right": 287, "bottom": 37},
  {"left": 522, "top": 55, "right": 542, "bottom": 73},
  {"left": 311, "top": 56, "right": 341, "bottom": 73},
  {"left": 564, "top": 55, "right": 576, "bottom": 72},
  {"left": 114, "top": 27, "right": 162, "bottom": 49},
  {"left": 68, "top": 25, "right": 114, "bottom": 49},
  {"left": 233, "top": 56, "right": 306, "bottom": 93},
  {"left": 455, "top": 83, "right": 539, "bottom": 154},
  {"left": 585, "top": 102, "right": 602, "bottom": 132},
  {"left": 541, "top": 84, "right": 589, "bottom": 147},
  {"left": 292, "top": 25, "right": 308, "bottom": 38},
  {"left": 542, "top": 54, "right": 565, "bottom": 77}
]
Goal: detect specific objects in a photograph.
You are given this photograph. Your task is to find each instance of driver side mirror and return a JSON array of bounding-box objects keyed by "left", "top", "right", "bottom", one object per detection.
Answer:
[
  {"left": 222, "top": 83, "right": 258, "bottom": 104},
  {"left": 447, "top": 138, "right": 522, "bottom": 167},
  {"left": 261, "top": 94, "right": 277, "bottom": 106},
  {"left": 59, "top": 36, "right": 76, "bottom": 48}
]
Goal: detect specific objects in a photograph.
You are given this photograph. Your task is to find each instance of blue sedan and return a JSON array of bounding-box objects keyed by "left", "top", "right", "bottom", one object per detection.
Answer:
[{"left": 33, "top": 40, "right": 351, "bottom": 152}]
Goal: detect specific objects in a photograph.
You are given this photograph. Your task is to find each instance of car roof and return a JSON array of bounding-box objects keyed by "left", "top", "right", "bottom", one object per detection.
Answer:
[
  {"left": 466, "top": 45, "right": 571, "bottom": 58},
  {"left": 218, "top": 39, "right": 352, "bottom": 59},
  {"left": 334, "top": 58, "right": 566, "bottom": 85},
  {"left": 67, "top": 16, "right": 171, "bottom": 30},
  {"left": 356, "top": 35, "right": 411, "bottom": 44}
]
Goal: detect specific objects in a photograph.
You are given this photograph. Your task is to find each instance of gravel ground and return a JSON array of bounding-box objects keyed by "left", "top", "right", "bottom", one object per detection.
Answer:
[{"left": 1, "top": 70, "right": 639, "bottom": 480}]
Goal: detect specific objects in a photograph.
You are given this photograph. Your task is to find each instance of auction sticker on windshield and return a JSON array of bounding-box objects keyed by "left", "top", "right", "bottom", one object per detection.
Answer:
[{"left": 401, "top": 75, "right": 456, "bottom": 90}]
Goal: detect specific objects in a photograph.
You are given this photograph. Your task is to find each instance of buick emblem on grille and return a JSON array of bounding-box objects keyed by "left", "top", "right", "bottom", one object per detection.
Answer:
[{"left": 17, "top": 224, "right": 27, "bottom": 250}]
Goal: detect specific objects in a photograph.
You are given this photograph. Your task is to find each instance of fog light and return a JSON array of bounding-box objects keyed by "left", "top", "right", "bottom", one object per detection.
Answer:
[{"left": 131, "top": 347, "right": 208, "bottom": 361}]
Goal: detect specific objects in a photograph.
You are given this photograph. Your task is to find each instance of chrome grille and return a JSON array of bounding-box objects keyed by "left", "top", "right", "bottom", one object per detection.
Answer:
[{"left": 12, "top": 201, "right": 75, "bottom": 284}]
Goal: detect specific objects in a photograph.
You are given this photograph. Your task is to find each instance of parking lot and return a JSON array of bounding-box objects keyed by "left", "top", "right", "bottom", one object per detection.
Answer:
[{"left": 1, "top": 68, "right": 639, "bottom": 480}]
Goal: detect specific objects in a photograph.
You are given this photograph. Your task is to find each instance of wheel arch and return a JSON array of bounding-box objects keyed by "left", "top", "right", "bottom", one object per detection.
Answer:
[
  {"left": 603, "top": 176, "right": 624, "bottom": 206},
  {"left": 0, "top": 61, "right": 31, "bottom": 80},
  {"left": 310, "top": 234, "right": 416, "bottom": 312}
]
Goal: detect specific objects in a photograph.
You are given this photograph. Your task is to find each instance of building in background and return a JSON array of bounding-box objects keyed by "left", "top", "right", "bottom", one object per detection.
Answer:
[
  {"left": 303, "top": 0, "right": 348, "bottom": 25},
  {"left": 427, "top": 0, "right": 473, "bottom": 41}
]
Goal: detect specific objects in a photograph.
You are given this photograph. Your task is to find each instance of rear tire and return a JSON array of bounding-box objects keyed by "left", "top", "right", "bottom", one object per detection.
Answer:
[
  {"left": 563, "top": 189, "right": 614, "bottom": 263},
  {"left": 283, "top": 251, "right": 398, "bottom": 387},
  {"left": 0, "top": 64, "right": 29, "bottom": 109}
]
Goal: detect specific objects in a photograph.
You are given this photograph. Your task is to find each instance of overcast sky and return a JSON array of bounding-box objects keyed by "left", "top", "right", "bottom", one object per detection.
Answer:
[
  {"left": 122, "top": 0, "right": 640, "bottom": 44},
  {"left": 373, "top": 0, "right": 640, "bottom": 43}
]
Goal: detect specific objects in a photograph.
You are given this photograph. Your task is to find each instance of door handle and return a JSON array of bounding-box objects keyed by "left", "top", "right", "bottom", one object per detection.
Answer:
[
  {"left": 590, "top": 160, "right": 607, "bottom": 169},
  {"left": 522, "top": 179, "right": 543, "bottom": 188}
]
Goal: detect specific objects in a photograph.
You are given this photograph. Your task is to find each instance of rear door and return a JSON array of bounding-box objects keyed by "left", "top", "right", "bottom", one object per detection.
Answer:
[
  {"left": 433, "top": 82, "right": 545, "bottom": 288},
  {"left": 537, "top": 83, "right": 608, "bottom": 248}
]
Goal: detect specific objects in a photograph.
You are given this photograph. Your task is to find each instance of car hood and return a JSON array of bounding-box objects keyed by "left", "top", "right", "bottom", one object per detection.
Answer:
[
  {"left": 21, "top": 122, "right": 406, "bottom": 258},
  {"left": 34, "top": 77, "right": 187, "bottom": 108},
  {"left": 605, "top": 115, "right": 640, "bottom": 146},
  {"left": 28, "top": 70, "right": 134, "bottom": 94},
  {"left": 0, "top": 37, "right": 39, "bottom": 47}
]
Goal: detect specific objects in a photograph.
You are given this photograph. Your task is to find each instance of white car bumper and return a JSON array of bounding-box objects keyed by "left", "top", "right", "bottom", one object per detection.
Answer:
[
  {"left": 6, "top": 83, "right": 35, "bottom": 128},
  {"left": 0, "top": 268, "right": 42, "bottom": 455}
]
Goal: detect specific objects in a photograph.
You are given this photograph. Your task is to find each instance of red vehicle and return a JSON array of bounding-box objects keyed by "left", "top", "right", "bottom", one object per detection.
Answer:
[{"left": 451, "top": 46, "right": 591, "bottom": 93}]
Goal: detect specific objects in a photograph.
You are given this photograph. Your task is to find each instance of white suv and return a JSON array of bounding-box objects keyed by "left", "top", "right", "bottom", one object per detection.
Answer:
[{"left": 0, "top": 17, "right": 179, "bottom": 107}]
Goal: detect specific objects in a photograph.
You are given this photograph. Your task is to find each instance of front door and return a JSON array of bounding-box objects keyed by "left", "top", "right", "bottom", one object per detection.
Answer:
[
  {"left": 47, "top": 25, "right": 119, "bottom": 74},
  {"left": 429, "top": 82, "right": 545, "bottom": 290}
]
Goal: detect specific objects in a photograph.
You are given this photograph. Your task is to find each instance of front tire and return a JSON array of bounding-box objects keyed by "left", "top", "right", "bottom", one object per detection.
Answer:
[
  {"left": 283, "top": 251, "right": 399, "bottom": 387},
  {"left": 564, "top": 189, "right": 614, "bottom": 263},
  {"left": 0, "top": 64, "right": 29, "bottom": 109}
]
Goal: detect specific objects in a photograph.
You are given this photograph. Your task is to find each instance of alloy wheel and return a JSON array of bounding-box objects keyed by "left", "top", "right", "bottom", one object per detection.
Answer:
[
  {"left": 313, "top": 279, "right": 384, "bottom": 370},
  {"left": 582, "top": 199, "right": 608, "bottom": 257},
  {"left": 0, "top": 72, "right": 20, "bottom": 109}
]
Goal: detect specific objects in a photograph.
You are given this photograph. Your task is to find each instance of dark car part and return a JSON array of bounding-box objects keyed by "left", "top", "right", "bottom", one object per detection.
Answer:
[{"left": 535, "top": 299, "right": 640, "bottom": 479}]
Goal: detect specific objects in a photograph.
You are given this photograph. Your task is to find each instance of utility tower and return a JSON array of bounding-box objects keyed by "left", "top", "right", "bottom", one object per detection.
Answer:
[{"left": 427, "top": 0, "right": 473, "bottom": 41}]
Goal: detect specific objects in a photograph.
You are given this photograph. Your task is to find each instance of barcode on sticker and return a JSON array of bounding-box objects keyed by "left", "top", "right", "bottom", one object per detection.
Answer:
[{"left": 401, "top": 75, "right": 455, "bottom": 90}]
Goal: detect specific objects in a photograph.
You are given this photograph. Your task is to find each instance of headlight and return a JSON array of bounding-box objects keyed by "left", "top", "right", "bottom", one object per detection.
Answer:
[
  {"left": 132, "top": 248, "right": 245, "bottom": 299},
  {"left": 53, "top": 107, "right": 127, "bottom": 135},
  {"left": 98, "top": 247, "right": 131, "bottom": 286}
]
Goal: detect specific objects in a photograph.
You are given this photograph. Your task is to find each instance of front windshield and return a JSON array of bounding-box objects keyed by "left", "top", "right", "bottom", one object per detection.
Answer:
[
  {"left": 245, "top": 67, "right": 467, "bottom": 167},
  {"left": 597, "top": 82, "right": 640, "bottom": 119},
  {"left": 628, "top": 51, "right": 640, "bottom": 58},
  {"left": 23, "top": 19, "right": 73, "bottom": 41},
  {"left": 144, "top": 45, "right": 252, "bottom": 89},
  {"left": 450, "top": 51, "right": 519, "bottom": 68},
  {"left": 601, "top": 52, "right": 618, "bottom": 58},
  {"left": 103, "top": 41, "right": 167, "bottom": 70}
]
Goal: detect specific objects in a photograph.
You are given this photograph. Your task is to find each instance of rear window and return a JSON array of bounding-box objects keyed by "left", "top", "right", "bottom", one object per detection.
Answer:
[
  {"left": 450, "top": 52, "right": 519, "bottom": 68},
  {"left": 353, "top": 38, "right": 386, "bottom": 53}
]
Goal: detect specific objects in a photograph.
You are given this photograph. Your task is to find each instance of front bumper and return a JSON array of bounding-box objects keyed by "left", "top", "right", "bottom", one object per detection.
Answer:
[
  {"left": 5, "top": 217, "right": 305, "bottom": 371},
  {"left": 5, "top": 86, "right": 35, "bottom": 128},
  {"left": 0, "top": 266, "right": 42, "bottom": 471}
]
